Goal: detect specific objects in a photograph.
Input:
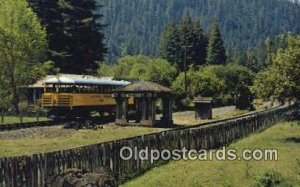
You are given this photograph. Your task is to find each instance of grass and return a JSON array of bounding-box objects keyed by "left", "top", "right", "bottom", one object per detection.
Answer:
[
  {"left": 0, "top": 116, "right": 49, "bottom": 125},
  {"left": 122, "top": 121, "right": 300, "bottom": 187},
  {"left": 0, "top": 124, "right": 163, "bottom": 157},
  {"left": 0, "top": 106, "right": 250, "bottom": 158}
]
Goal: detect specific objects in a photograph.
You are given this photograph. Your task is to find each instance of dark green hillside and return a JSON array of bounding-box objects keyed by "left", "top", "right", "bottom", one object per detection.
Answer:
[{"left": 98, "top": 0, "right": 300, "bottom": 62}]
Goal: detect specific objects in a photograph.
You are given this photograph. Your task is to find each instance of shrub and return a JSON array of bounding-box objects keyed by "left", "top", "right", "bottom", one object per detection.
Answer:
[{"left": 254, "top": 170, "right": 292, "bottom": 187}]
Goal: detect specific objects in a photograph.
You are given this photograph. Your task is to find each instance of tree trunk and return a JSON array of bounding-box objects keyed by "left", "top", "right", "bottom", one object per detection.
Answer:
[
  {"left": 10, "top": 75, "right": 20, "bottom": 114},
  {"left": 12, "top": 87, "right": 20, "bottom": 114}
]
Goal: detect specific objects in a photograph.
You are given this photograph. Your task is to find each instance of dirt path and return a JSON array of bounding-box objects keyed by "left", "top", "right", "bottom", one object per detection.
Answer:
[{"left": 172, "top": 106, "right": 247, "bottom": 125}]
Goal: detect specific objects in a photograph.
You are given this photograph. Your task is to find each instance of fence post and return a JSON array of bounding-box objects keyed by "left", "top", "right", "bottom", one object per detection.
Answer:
[
  {"left": 36, "top": 109, "right": 39, "bottom": 123},
  {"left": 1, "top": 108, "right": 4, "bottom": 124},
  {"left": 20, "top": 112, "right": 23, "bottom": 124}
]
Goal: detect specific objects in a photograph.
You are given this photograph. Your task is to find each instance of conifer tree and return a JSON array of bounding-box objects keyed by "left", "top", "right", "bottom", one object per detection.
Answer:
[
  {"left": 29, "top": 0, "right": 67, "bottom": 68},
  {"left": 59, "top": 0, "right": 107, "bottom": 73},
  {"left": 29, "top": 0, "right": 107, "bottom": 74},
  {"left": 191, "top": 19, "right": 208, "bottom": 66},
  {"left": 158, "top": 15, "right": 208, "bottom": 70},
  {"left": 158, "top": 22, "right": 182, "bottom": 69},
  {"left": 206, "top": 21, "right": 227, "bottom": 65}
]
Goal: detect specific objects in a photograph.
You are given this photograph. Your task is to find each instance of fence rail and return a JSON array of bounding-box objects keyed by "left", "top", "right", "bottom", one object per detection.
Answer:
[{"left": 0, "top": 105, "right": 294, "bottom": 187}]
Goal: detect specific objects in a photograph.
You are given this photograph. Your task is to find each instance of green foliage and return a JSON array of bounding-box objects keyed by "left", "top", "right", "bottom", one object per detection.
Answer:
[
  {"left": 228, "top": 34, "right": 291, "bottom": 72},
  {"left": 254, "top": 170, "right": 292, "bottom": 187},
  {"left": 244, "top": 48, "right": 259, "bottom": 73},
  {"left": 198, "top": 65, "right": 254, "bottom": 108},
  {"left": 0, "top": 0, "right": 48, "bottom": 113},
  {"left": 99, "top": 0, "right": 300, "bottom": 62},
  {"left": 98, "top": 55, "right": 177, "bottom": 86},
  {"left": 172, "top": 64, "right": 254, "bottom": 109},
  {"left": 0, "top": 67, "right": 9, "bottom": 109},
  {"left": 178, "top": 16, "right": 208, "bottom": 67},
  {"left": 252, "top": 70, "right": 279, "bottom": 101},
  {"left": 206, "top": 21, "right": 227, "bottom": 65},
  {"left": 252, "top": 34, "right": 300, "bottom": 102},
  {"left": 171, "top": 68, "right": 196, "bottom": 98},
  {"left": 157, "top": 23, "right": 182, "bottom": 69},
  {"left": 191, "top": 69, "right": 225, "bottom": 97},
  {"left": 29, "top": 0, "right": 107, "bottom": 74},
  {"left": 0, "top": 84, "right": 9, "bottom": 109},
  {"left": 220, "top": 65, "right": 254, "bottom": 109},
  {"left": 158, "top": 15, "right": 208, "bottom": 70},
  {"left": 97, "top": 62, "right": 117, "bottom": 77},
  {"left": 257, "top": 34, "right": 290, "bottom": 69},
  {"left": 171, "top": 66, "right": 225, "bottom": 98}
]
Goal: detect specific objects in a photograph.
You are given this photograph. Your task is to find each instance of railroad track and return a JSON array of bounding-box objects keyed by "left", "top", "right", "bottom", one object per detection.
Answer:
[
  {"left": 0, "top": 105, "right": 295, "bottom": 132},
  {"left": 0, "top": 120, "right": 61, "bottom": 131},
  {"left": 0, "top": 116, "right": 116, "bottom": 132}
]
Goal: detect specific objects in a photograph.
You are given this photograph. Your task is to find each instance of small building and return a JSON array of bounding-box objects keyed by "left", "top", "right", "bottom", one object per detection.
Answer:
[
  {"left": 113, "top": 81, "right": 173, "bottom": 127},
  {"left": 194, "top": 96, "right": 213, "bottom": 119}
]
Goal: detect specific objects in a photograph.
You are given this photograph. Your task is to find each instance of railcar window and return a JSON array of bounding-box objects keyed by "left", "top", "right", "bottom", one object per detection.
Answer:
[
  {"left": 99, "top": 86, "right": 103, "bottom": 93},
  {"left": 45, "top": 84, "right": 57, "bottom": 92},
  {"left": 77, "top": 85, "right": 82, "bottom": 93},
  {"left": 45, "top": 84, "right": 119, "bottom": 93},
  {"left": 107, "top": 86, "right": 112, "bottom": 93},
  {"left": 85, "top": 85, "right": 90, "bottom": 93},
  {"left": 95, "top": 86, "right": 100, "bottom": 93},
  {"left": 57, "top": 84, "right": 73, "bottom": 93}
]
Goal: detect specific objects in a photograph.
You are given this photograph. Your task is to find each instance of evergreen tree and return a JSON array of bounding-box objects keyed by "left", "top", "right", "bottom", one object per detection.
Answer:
[
  {"left": 191, "top": 19, "right": 208, "bottom": 66},
  {"left": 179, "top": 15, "right": 208, "bottom": 69},
  {"left": 178, "top": 15, "right": 196, "bottom": 70},
  {"left": 29, "top": 0, "right": 67, "bottom": 68},
  {"left": 29, "top": 0, "right": 107, "bottom": 74},
  {"left": 179, "top": 15, "right": 194, "bottom": 46},
  {"left": 100, "top": 0, "right": 300, "bottom": 63},
  {"left": 206, "top": 21, "right": 227, "bottom": 65},
  {"left": 157, "top": 23, "right": 182, "bottom": 68},
  {"left": 59, "top": 0, "right": 107, "bottom": 73},
  {"left": 256, "top": 34, "right": 290, "bottom": 70},
  {"left": 158, "top": 15, "right": 208, "bottom": 70},
  {"left": 252, "top": 34, "right": 300, "bottom": 102},
  {"left": 244, "top": 48, "right": 259, "bottom": 73}
]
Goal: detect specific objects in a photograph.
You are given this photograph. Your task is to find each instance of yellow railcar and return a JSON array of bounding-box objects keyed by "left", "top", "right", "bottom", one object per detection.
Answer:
[{"left": 41, "top": 75, "right": 132, "bottom": 118}]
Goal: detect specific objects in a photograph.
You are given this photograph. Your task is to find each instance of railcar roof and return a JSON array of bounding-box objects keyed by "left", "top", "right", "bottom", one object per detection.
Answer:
[
  {"left": 114, "top": 80, "right": 172, "bottom": 93},
  {"left": 44, "top": 74, "right": 130, "bottom": 86}
]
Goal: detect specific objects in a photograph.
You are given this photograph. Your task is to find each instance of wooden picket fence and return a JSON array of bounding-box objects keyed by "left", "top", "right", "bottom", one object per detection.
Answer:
[{"left": 0, "top": 105, "right": 293, "bottom": 187}]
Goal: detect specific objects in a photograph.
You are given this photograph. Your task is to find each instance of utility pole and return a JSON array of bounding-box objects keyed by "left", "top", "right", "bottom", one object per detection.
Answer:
[{"left": 182, "top": 45, "right": 192, "bottom": 93}]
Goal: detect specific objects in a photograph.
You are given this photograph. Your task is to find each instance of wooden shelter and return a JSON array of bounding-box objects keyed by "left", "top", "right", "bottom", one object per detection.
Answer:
[
  {"left": 194, "top": 96, "right": 213, "bottom": 119},
  {"left": 113, "top": 81, "right": 173, "bottom": 127}
]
